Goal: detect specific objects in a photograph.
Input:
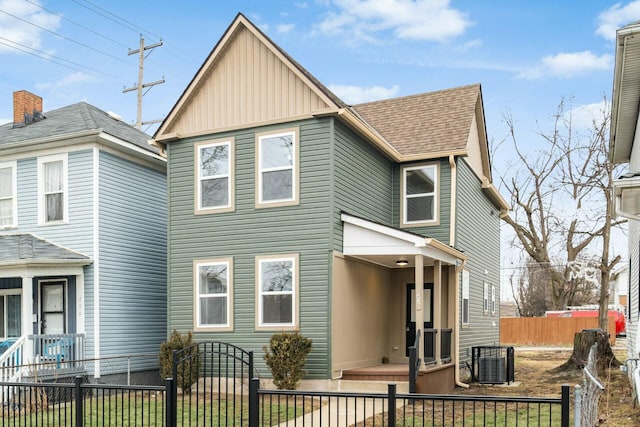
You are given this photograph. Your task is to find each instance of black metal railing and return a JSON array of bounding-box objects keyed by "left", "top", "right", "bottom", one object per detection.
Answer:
[
  {"left": 441, "top": 328, "right": 452, "bottom": 362},
  {"left": 408, "top": 329, "right": 421, "bottom": 393},
  {"left": 472, "top": 345, "right": 516, "bottom": 384},
  {"left": 254, "top": 381, "right": 571, "bottom": 427},
  {"left": 424, "top": 328, "right": 437, "bottom": 364}
]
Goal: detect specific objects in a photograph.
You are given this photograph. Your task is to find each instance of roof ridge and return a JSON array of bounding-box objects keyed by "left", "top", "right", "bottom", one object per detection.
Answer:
[{"left": 354, "top": 83, "right": 480, "bottom": 108}]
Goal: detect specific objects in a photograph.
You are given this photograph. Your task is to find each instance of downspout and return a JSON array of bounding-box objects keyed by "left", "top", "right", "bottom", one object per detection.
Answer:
[
  {"left": 455, "top": 260, "right": 469, "bottom": 388},
  {"left": 448, "top": 155, "right": 457, "bottom": 246}
]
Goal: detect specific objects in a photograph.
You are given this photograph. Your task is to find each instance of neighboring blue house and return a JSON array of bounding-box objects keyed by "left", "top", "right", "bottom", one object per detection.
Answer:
[{"left": 0, "top": 91, "right": 166, "bottom": 381}]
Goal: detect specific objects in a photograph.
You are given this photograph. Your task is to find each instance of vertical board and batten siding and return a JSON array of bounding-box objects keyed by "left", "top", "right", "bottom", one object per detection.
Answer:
[
  {"left": 332, "top": 120, "right": 394, "bottom": 250},
  {"left": 627, "top": 221, "right": 639, "bottom": 357},
  {"left": 390, "top": 160, "right": 451, "bottom": 244},
  {"left": 455, "top": 159, "right": 501, "bottom": 363},
  {"left": 167, "top": 118, "right": 333, "bottom": 378},
  {"left": 98, "top": 151, "right": 167, "bottom": 365},
  {"left": 167, "top": 27, "right": 331, "bottom": 135},
  {"left": 15, "top": 150, "right": 96, "bottom": 358}
]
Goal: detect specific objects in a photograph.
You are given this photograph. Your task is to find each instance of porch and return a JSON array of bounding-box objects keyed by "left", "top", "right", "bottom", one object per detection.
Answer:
[
  {"left": 0, "top": 333, "right": 86, "bottom": 383},
  {"left": 332, "top": 213, "right": 467, "bottom": 390}
]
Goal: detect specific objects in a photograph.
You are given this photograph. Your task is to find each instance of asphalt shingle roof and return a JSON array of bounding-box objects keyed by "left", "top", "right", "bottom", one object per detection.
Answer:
[
  {"left": 352, "top": 84, "right": 480, "bottom": 157},
  {"left": 0, "top": 234, "right": 90, "bottom": 263},
  {"left": 0, "top": 102, "right": 157, "bottom": 154}
]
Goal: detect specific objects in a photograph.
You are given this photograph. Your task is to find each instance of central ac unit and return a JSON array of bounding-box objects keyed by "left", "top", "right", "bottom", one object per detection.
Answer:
[{"left": 478, "top": 357, "right": 506, "bottom": 384}]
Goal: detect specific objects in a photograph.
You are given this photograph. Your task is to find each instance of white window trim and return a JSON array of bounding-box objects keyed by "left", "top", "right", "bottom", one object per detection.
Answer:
[
  {"left": 255, "top": 128, "right": 300, "bottom": 208},
  {"left": 195, "top": 138, "right": 235, "bottom": 214},
  {"left": 193, "top": 258, "right": 233, "bottom": 332},
  {"left": 255, "top": 253, "right": 299, "bottom": 331},
  {"left": 0, "top": 161, "right": 17, "bottom": 229},
  {"left": 491, "top": 285, "right": 496, "bottom": 315},
  {"left": 400, "top": 162, "right": 439, "bottom": 227},
  {"left": 462, "top": 269, "right": 470, "bottom": 326},
  {"left": 0, "top": 289, "right": 22, "bottom": 338},
  {"left": 37, "top": 154, "right": 68, "bottom": 225}
]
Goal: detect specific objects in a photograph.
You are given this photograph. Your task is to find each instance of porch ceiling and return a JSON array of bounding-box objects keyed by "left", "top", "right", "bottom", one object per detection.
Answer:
[{"left": 340, "top": 213, "right": 466, "bottom": 269}]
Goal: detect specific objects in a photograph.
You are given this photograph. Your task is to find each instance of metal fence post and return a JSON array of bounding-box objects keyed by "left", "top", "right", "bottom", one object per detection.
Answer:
[
  {"left": 388, "top": 383, "right": 396, "bottom": 427},
  {"left": 166, "top": 378, "right": 176, "bottom": 427},
  {"left": 74, "top": 375, "right": 83, "bottom": 427},
  {"left": 574, "top": 384, "right": 582, "bottom": 427},
  {"left": 561, "top": 384, "right": 570, "bottom": 427},
  {"left": 249, "top": 378, "right": 259, "bottom": 427}
]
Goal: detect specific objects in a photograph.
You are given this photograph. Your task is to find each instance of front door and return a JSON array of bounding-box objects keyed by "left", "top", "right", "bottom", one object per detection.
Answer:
[
  {"left": 405, "top": 283, "right": 434, "bottom": 356},
  {"left": 40, "top": 280, "right": 66, "bottom": 334}
]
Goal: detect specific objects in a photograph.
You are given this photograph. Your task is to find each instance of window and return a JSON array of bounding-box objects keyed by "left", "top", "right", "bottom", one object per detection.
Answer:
[
  {"left": 256, "top": 129, "right": 299, "bottom": 207},
  {"left": 38, "top": 154, "right": 68, "bottom": 224},
  {"left": 195, "top": 139, "right": 234, "bottom": 213},
  {"left": 483, "top": 282, "right": 489, "bottom": 313},
  {"left": 194, "top": 258, "right": 233, "bottom": 331},
  {"left": 0, "top": 161, "right": 16, "bottom": 228},
  {"left": 256, "top": 254, "right": 299, "bottom": 330},
  {"left": 462, "top": 269, "right": 470, "bottom": 325},
  {"left": 0, "top": 291, "right": 21, "bottom": 338},
  {"left": 491, "top": 285, "right": 496, "bottom": 314},
  {"left": 401, "top": 163, "right": 438, "bottom": 227}
]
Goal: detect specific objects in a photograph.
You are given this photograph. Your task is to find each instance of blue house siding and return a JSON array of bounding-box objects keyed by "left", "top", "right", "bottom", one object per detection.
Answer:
[
  {"left": 455, "top": 159, "right": 501, "bottom": 362},
  {"left": 98, "top": 150, "right": 167, "bottom": 360},
  {"left": 167, "top": 119, "right": 333, "bottom": 378}
]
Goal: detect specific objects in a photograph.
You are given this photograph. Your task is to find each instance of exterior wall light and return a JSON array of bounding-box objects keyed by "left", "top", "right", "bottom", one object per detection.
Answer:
[{"left": 396, "top": 259, "right": 409, "bottom": 267}]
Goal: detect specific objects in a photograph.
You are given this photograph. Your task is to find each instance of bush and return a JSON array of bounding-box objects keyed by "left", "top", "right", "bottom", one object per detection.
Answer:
[
  {"left": 159, "top": 329, "right": 200, "bottom": 393},
  {"left": 263, "top": 332, "right": 312, "bottom": 390}
]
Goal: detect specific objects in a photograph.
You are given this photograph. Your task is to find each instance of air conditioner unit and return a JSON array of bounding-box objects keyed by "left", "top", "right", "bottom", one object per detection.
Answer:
[{"left": 478, "top": 357, "right": 506, "bottom": 384}]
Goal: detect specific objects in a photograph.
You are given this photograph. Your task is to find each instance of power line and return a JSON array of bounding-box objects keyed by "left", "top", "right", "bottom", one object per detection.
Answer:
[
  {"left": 23, "top": 0, "right": 129, "bottom": 49},
  {"left": 0, "top": 7, "right": 130, "bottom": 65},
  {"left": 0, "top": 34, "right": 115, "bottom": 78},
  {"left": 0, "top": 39, "right": 91, "bottom": 76}
]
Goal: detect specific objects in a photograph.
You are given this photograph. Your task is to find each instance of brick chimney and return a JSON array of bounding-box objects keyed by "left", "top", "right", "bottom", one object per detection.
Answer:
[{"left": 13, "top": 90, "right": 43, "bottom": 127}]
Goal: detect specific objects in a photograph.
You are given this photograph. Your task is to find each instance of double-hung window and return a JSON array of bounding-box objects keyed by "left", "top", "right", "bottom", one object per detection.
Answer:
[
  {"left": 256, "top": 254, "right": 298, "bottom": 330},
  {"left": 491, "top": 285, "right": 496, "bottom": 315},
  {"left": 0, "top": 290, "right": 21, "bottom": 338},
  {"left": 256, "top": 129, "right": 299, "bottom": 207},
  {"left": 401, "top": 163, "right": 438, "bottom": 227},
  {"left": 38, "top": 154, "right": 68, "bottom": 225},
  {"left": 462, "top": 269, "right": 470, "bottom": 325},
  {"left": 0, "top": 161, "right": 16, "bottom": 228},
  {"left": 194, "top": 258, "right": 233, "bottom": 331},
  {"left": 483, "top": 281, "right": 490, "bottom": 313},
  {"left": 196, "top": 139, "right": 234, "bottom": 213}
]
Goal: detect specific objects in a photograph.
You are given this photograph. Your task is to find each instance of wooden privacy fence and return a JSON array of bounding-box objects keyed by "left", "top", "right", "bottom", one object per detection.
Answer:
[{"left": 500, "top": 316, "right": 616, "bottom": 346}]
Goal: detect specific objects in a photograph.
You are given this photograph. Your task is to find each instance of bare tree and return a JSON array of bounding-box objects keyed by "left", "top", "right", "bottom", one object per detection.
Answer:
[{"left": 498, "top": 98, "right": 625, "bottom": 329}]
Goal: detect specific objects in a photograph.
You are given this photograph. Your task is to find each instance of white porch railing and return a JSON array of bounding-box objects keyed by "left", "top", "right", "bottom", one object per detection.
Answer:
[
  {"left": 0, "top": 335, "right": 26, "bottom": 382},
  {"left": 29, "top": 333, "right": 86, "bottom": 371}
]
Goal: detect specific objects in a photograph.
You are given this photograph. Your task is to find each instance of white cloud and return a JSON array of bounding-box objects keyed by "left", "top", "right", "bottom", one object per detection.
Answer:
[
  {"left": 0, "top": 0, "right": 60, "bottom": 53},
  {"left": 517, "top": 51, "right": 613, "bottom": 79},
  {"left": 35, "top": 72, "right": 95, "bottom": 91},
  {"left": 0, "top": 117, "right": 11, "bottom": 125},
  {"left": 565, "top": 100, "right": 610, "bottom": 131},
  {"left": 315, "top": 0, "right": 472, "bottom": 43},
  {"left": 596, "top": 1, "right": 640, "bottom": 41},
  {"left": 329, "top": 84, "right": 400, "bottom": 104},
  {"left": 454, "top": 39, "right": 482, "bottom": 53},
  {"left": 277, "top": 24, "right": 295, "bottom": 33}
]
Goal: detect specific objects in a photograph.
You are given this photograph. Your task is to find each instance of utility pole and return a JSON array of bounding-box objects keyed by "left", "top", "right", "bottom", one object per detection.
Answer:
[{"left": 123, "top": 35, "right": 165, "bottom": 129}]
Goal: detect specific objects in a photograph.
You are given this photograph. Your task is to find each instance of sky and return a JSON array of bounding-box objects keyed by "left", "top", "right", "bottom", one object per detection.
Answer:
[{"left": 0, "top": 0, "right": 637, "bottom": 295}]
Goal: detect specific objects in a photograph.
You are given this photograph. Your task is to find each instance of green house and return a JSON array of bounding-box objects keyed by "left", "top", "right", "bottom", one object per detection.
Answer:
[{"left": 153, "top": 13, "right": 509, "bottom": 392}]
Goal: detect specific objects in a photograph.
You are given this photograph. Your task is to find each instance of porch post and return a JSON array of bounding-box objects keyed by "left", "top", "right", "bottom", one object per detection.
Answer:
[
  {"left": 414, "top": 254, "right": 424, "bottom": 367},
  {"left": 21, "top": 276, "right": 34, "bottom": 363},
  {"left": 433, "top": 261, "right": 442, "bottom": 365}
]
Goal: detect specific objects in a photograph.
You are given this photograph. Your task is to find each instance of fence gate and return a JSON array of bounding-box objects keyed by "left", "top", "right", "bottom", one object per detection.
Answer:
[{"left": 168, "top": 341, "right": 254, "bottom": 427}]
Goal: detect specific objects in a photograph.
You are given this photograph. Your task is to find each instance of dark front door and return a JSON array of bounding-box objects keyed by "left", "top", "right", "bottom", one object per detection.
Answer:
[
  {"left": 40, "top": 280, "right": 66, "bottom": 334},
  {"left": 405, "top": 283, "right": 434, "bottom": 356}
]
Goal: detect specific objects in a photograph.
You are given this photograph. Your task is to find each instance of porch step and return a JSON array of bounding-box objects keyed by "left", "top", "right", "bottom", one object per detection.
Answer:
[{"left": 341, "top": 363, "right": 411, "bottom": 382}]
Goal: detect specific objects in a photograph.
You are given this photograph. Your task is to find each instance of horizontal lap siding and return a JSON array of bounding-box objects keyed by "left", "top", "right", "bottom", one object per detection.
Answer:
[
  {"left": 168, "top": 119, "right": 332, "bottom": 378},
  {"left": 98, "top": 151, "right": 167, "bottom": 359},
  {"left": 390, "top": 160, "right": 451, "bottom": 243},
  {"left": 332, "top": 121, "right": 393, "bottom": 250},
  {"left": 455, "top": 159, "right": 501, "bottom": 362},
  {"left": 15, "top": 151, "right": 96, "bottom": 358}
]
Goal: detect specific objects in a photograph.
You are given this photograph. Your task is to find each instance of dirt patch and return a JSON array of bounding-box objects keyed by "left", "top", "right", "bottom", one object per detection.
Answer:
[{"left": 456, "top": 349, "right": 640, "bottom": 426}]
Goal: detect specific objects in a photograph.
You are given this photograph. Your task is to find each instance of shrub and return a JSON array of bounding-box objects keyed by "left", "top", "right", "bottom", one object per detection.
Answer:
[
  {"left": 159, "top": 329, "right": 200, "bottom": 393},
  {"left": 263, "top": 332, "right": 312, "bottom": 390}
]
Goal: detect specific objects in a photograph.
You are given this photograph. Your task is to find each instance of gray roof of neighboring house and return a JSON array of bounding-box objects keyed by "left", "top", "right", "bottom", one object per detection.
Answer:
[
  {"left": 0, "top": 234, "right": 91, "bottom": 264},
  {"left": 0, "top": 102, "right": 158, "bottom": 154}
]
